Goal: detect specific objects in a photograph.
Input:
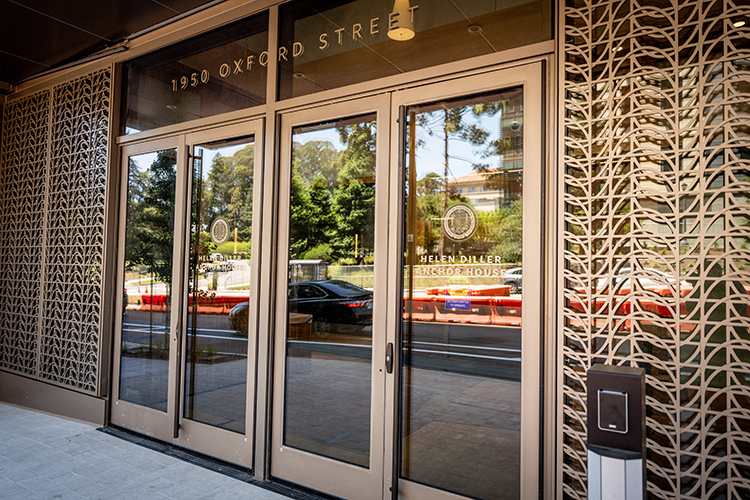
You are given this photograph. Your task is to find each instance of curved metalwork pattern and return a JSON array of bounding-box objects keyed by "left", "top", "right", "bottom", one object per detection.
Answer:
[
  {"left": 563, "top": 1, "right": 750, "bottom": 498},
  {"left": 0, "top": 91, "right": 48, "bottom": 376},
  {"left": 42, "top": 69, "right": 110, "bottom": 392},
  {"left": 0, "top": 68, "right": 110, "bottom": 394}
]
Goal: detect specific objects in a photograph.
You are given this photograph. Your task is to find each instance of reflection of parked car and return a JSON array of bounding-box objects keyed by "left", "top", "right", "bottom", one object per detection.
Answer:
[
  {"left": 288, "top": 280, "right": 373, "bottom": 337},
  {"left": 228, "top": 280, "right": 374, "bottom": 336},
  {"left": 596, "top": 268, "right": 691, "bottom": 294},
  {"left": 228, "top": 302, "right": 250, "bottom": 333},
  {"left": 499, "top": 268, "right": 522, "bottom": 294}
]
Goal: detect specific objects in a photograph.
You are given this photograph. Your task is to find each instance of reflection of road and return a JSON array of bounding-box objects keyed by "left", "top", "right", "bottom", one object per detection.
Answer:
[
  {"left": 289, "top": 322, "right": 522, "bottom": 380},
  {"left": 285, "top": 322, "right": 523, "bottom": 492},
  {"left": 407, "top": 322, "right": 521, "bottom": 380},
  {"left": 123, "top": 310, "right": 521, "bottom": 378},
  {"left": 122, "top": 310, "right": 248, "bottom": 356}
]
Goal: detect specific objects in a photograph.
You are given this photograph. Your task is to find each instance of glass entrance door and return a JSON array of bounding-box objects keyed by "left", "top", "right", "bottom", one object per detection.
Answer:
[
  {"left": 272, "top": 64, "right": 544, "bottom": 500},
  {"left": 111, "top": 120, "right": 264, "bottom": 467},
  {"left": 271, "top": 95, "right": 391, "bottom": 500},
  {"left": 392, "top": 64, "right": 543, "bottom": 500}
]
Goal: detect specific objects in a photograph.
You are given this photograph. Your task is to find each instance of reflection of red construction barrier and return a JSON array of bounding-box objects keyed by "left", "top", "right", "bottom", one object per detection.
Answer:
[
  {"left": 405, "top": 296, "right": 437, "bottom": 322},
  {"left": 434, "top": 296, "right": 494, "bottom": 325},
  {"left": 567, "top": 286, "right": 698, "bottom": 332},
  {"left": 403, "top": 294, "right": 522, "bottom": 327},
  {"left": 493, "top": 297, "right": 522, "bottom": 327},
  {"left": 141, "top": 294, "right": 170, "bottom": 312},
  {"left": 140, "top": 293, "right": 247, "bottom": 314}
]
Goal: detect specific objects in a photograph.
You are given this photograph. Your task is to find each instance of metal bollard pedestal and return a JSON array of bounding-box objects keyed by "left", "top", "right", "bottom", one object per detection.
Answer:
[{"left": 587, "top": 364, "right": 646, "bottom": 500}]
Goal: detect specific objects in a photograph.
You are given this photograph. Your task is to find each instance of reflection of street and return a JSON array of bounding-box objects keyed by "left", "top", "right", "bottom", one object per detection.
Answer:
[
  {"left": 120, "top": 308, "right": 249, "bottom": 433},
  {"left": 402, "top": 368, "right": 520, "bottom": 500},
  {"left": 286, "top": 322, "right": 521, "bottom": 379},
  {"left": 284, "top": 321, "right": 521, "bottom": 498},
  {"left": 122, "top": 310, "right": 248, "bottom": 355}
]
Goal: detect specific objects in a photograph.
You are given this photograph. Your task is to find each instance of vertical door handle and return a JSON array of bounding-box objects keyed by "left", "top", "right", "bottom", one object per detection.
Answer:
[{"left": 386, "top": 343, "right": 394, "bottom": 374}]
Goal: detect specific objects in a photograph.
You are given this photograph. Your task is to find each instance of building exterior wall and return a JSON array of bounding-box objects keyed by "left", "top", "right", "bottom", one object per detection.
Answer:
[
  {"left": 562, "top": 1, "right": 750, "bottom": 498},
  {"left": 0, "top": 0, "right": 748, "bottom": 497}
]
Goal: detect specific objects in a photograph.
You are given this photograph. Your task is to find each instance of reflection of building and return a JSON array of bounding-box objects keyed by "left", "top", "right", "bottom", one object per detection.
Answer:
[
  {"left": 453, "top": 98, "right": 523, "bottom": 211},
  {"left": 453, "top": 169, "right": 522, "bottom": 211}
]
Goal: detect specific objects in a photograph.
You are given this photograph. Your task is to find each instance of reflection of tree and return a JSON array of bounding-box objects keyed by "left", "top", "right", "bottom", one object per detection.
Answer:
[
  {"left": 408, "top": 95, "right": 525, "bottom": 264},
  {"left": 416, "top": 173, "right": 465, "bottom": 254},
  {"left": 331, "top": 122, "right": 376, "bottom": 259},
  {"left": 289, "top": 168, "right": 313, "bottom": 258},
  {"left": 415, "top": 101, "right": 514, "bottom": 256},
  {"left": 125, "top": 150, "right": 177, "bottom": 288},
  {"left": 289, "top": 121, "right": 377, "bottom": 263},
  {"left": 487, "top": 199, "right": 523, "bottom": 263},
  {"left": 293, "top": 140, "right": 340, "bottom": 189},
  {"left": 204, "top": 145, "right": 254, "bottom": 242}
]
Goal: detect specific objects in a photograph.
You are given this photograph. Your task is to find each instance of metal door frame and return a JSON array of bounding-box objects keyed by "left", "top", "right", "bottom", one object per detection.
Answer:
[
  {"left": 111, "top": 119, "right": 265, "bottom": 468},
  {"left": 270, "top": 94, "right": 392, "bottom": 500},
  {"left": 111, "top": 134, "right": 187, "bottom": 439},
  {"left": 384, "top": 62, "right": 545, "bottom": 500}
]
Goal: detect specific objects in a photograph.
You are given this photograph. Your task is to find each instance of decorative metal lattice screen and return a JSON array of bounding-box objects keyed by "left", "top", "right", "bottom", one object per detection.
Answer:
[
  {"left": 563, "top": 1, "right": 750, "bottom": 499},
  {"left": 0, "top": 91, "right": 48, "bottom": 376},
  {"left": 0, "top": 68, "right": 110, "bottom": 394}
]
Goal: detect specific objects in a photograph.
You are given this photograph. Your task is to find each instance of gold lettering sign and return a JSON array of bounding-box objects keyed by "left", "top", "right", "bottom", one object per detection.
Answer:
[{"left": 169, "top": 5, "right": 420, "bottom": 91}]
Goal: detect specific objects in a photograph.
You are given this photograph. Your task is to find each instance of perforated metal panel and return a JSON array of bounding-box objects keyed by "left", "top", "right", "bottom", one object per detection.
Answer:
[
  {"left": 0, "top": 91, "right": 48, "bottom": 376},
  {"left": 41, "top": 69, "right": 110, "bottom": 392},
  {"left": 562, "top": 1, "right": 750, "bottom": 499},
  {"left": 0, "top": 68, "right": 110, "bottom": 394}
]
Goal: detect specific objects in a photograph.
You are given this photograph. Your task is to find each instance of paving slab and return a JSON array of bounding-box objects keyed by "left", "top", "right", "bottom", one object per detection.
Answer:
[{"left": 0, "top": 403, "right": 305, "bottom": 500}]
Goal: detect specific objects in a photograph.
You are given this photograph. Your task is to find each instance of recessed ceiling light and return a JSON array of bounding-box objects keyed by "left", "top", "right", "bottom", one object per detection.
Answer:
[
  {"left": 734, "top": 20, "right": 746, "bottom": 27},
  {"left": 467, "top": 25, "right": 483, "bottom": 34},
  {"left": 293, "top": 72, "right": 305, "bottom": 79},
  {"left": 166, "top": 105, "right": 177, "bottom": 110}
]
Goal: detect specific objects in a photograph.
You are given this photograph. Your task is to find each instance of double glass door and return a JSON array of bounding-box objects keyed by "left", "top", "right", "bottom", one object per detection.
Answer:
[
  {"left": 111, "top": 120, "right": 263, "bottom": 467},
  {"left": 271, "top": 64, "right": 544, "bottom": 500}
]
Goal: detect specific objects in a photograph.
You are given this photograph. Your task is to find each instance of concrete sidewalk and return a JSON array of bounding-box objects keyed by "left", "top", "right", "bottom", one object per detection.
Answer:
[{"left": 0, "top": 403, "right": 293, "bottom": 500}]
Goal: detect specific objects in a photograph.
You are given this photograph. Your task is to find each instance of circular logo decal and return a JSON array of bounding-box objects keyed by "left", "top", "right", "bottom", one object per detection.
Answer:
[
  {"left": 210, "top": 218, "right": 230, "bottom": 245},
  {"left": 443, "top": 203, "right": 478, "bottom": 242}
]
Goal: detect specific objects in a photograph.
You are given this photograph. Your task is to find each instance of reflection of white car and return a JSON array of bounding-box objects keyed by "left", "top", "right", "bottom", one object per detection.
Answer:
[
  {"left": 597, "top": 268, "right": 690, "bottom": 293},
  {"left": 499, "top": 268, "right": 522, "bottom": 294}
]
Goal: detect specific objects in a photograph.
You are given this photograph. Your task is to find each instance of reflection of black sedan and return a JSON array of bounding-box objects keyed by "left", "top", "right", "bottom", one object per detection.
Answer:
[
  {"left": 228, "top": 280, "right": 373, "bottom": 336},
  {"left": 228, "top": 302, "right": 251, "bottom": 334},
  {"left": 289, "top": 280, "right": 373, "bottom": 337}
]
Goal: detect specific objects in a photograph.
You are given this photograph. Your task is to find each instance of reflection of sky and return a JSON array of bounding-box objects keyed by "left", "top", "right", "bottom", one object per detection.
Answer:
[
  {"left": 132, "top": 109, "right": 500, "bottom": 183},
  {"left": 130, "top": 143, "right": 252, "bottom": 180},
  {"left": 414, "top": 110, "right": 501, "bottom": 181},
  {"left": 293, "top": 127, "right": 349, "bottom": 151},
  {"left": 130, "top": 151, "right": 161, "bottom": 173}
]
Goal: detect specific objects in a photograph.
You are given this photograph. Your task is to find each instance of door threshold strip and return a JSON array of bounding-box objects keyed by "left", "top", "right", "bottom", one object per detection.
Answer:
[{"left": 99, "top": 425, "right": 338, "bottom": 500}]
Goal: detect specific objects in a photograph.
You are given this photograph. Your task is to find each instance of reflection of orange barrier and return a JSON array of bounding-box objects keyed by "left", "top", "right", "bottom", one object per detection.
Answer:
[
  {"left": 403, "top": 295, "right": 522, "bottom": 327},
  {"left": 434, "top": 296, "right": 494, "bottom": 325},
  {"left": 140, "top": 294, "right": 248, "bottom": 314},
  {"left": 567, "top": 287, "right": 699, "bottom": 332},
  {"left": 141, "top": 294, "right": 170, "bottom": 312},
  {"left": 405, "top": 296, "right": 437, "bottom": 322},
  {"left": 493, "top": 297, "right": 522, "bottom": 327}
]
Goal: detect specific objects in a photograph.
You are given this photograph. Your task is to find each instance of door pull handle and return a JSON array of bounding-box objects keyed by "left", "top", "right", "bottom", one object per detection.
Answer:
[{"left": 386, "top": 343, "right": 394, "bottom": 374}]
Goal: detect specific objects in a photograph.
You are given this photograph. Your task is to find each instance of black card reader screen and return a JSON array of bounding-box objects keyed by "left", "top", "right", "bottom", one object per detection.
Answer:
[{"left": 598, "top": 389, "right": 628, "bottom": 434}]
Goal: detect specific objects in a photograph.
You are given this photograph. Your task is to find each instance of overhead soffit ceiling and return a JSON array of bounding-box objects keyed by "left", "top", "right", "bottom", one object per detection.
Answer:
[{"left": 0, "top": 0, "right": 224, "bottom": 86}]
